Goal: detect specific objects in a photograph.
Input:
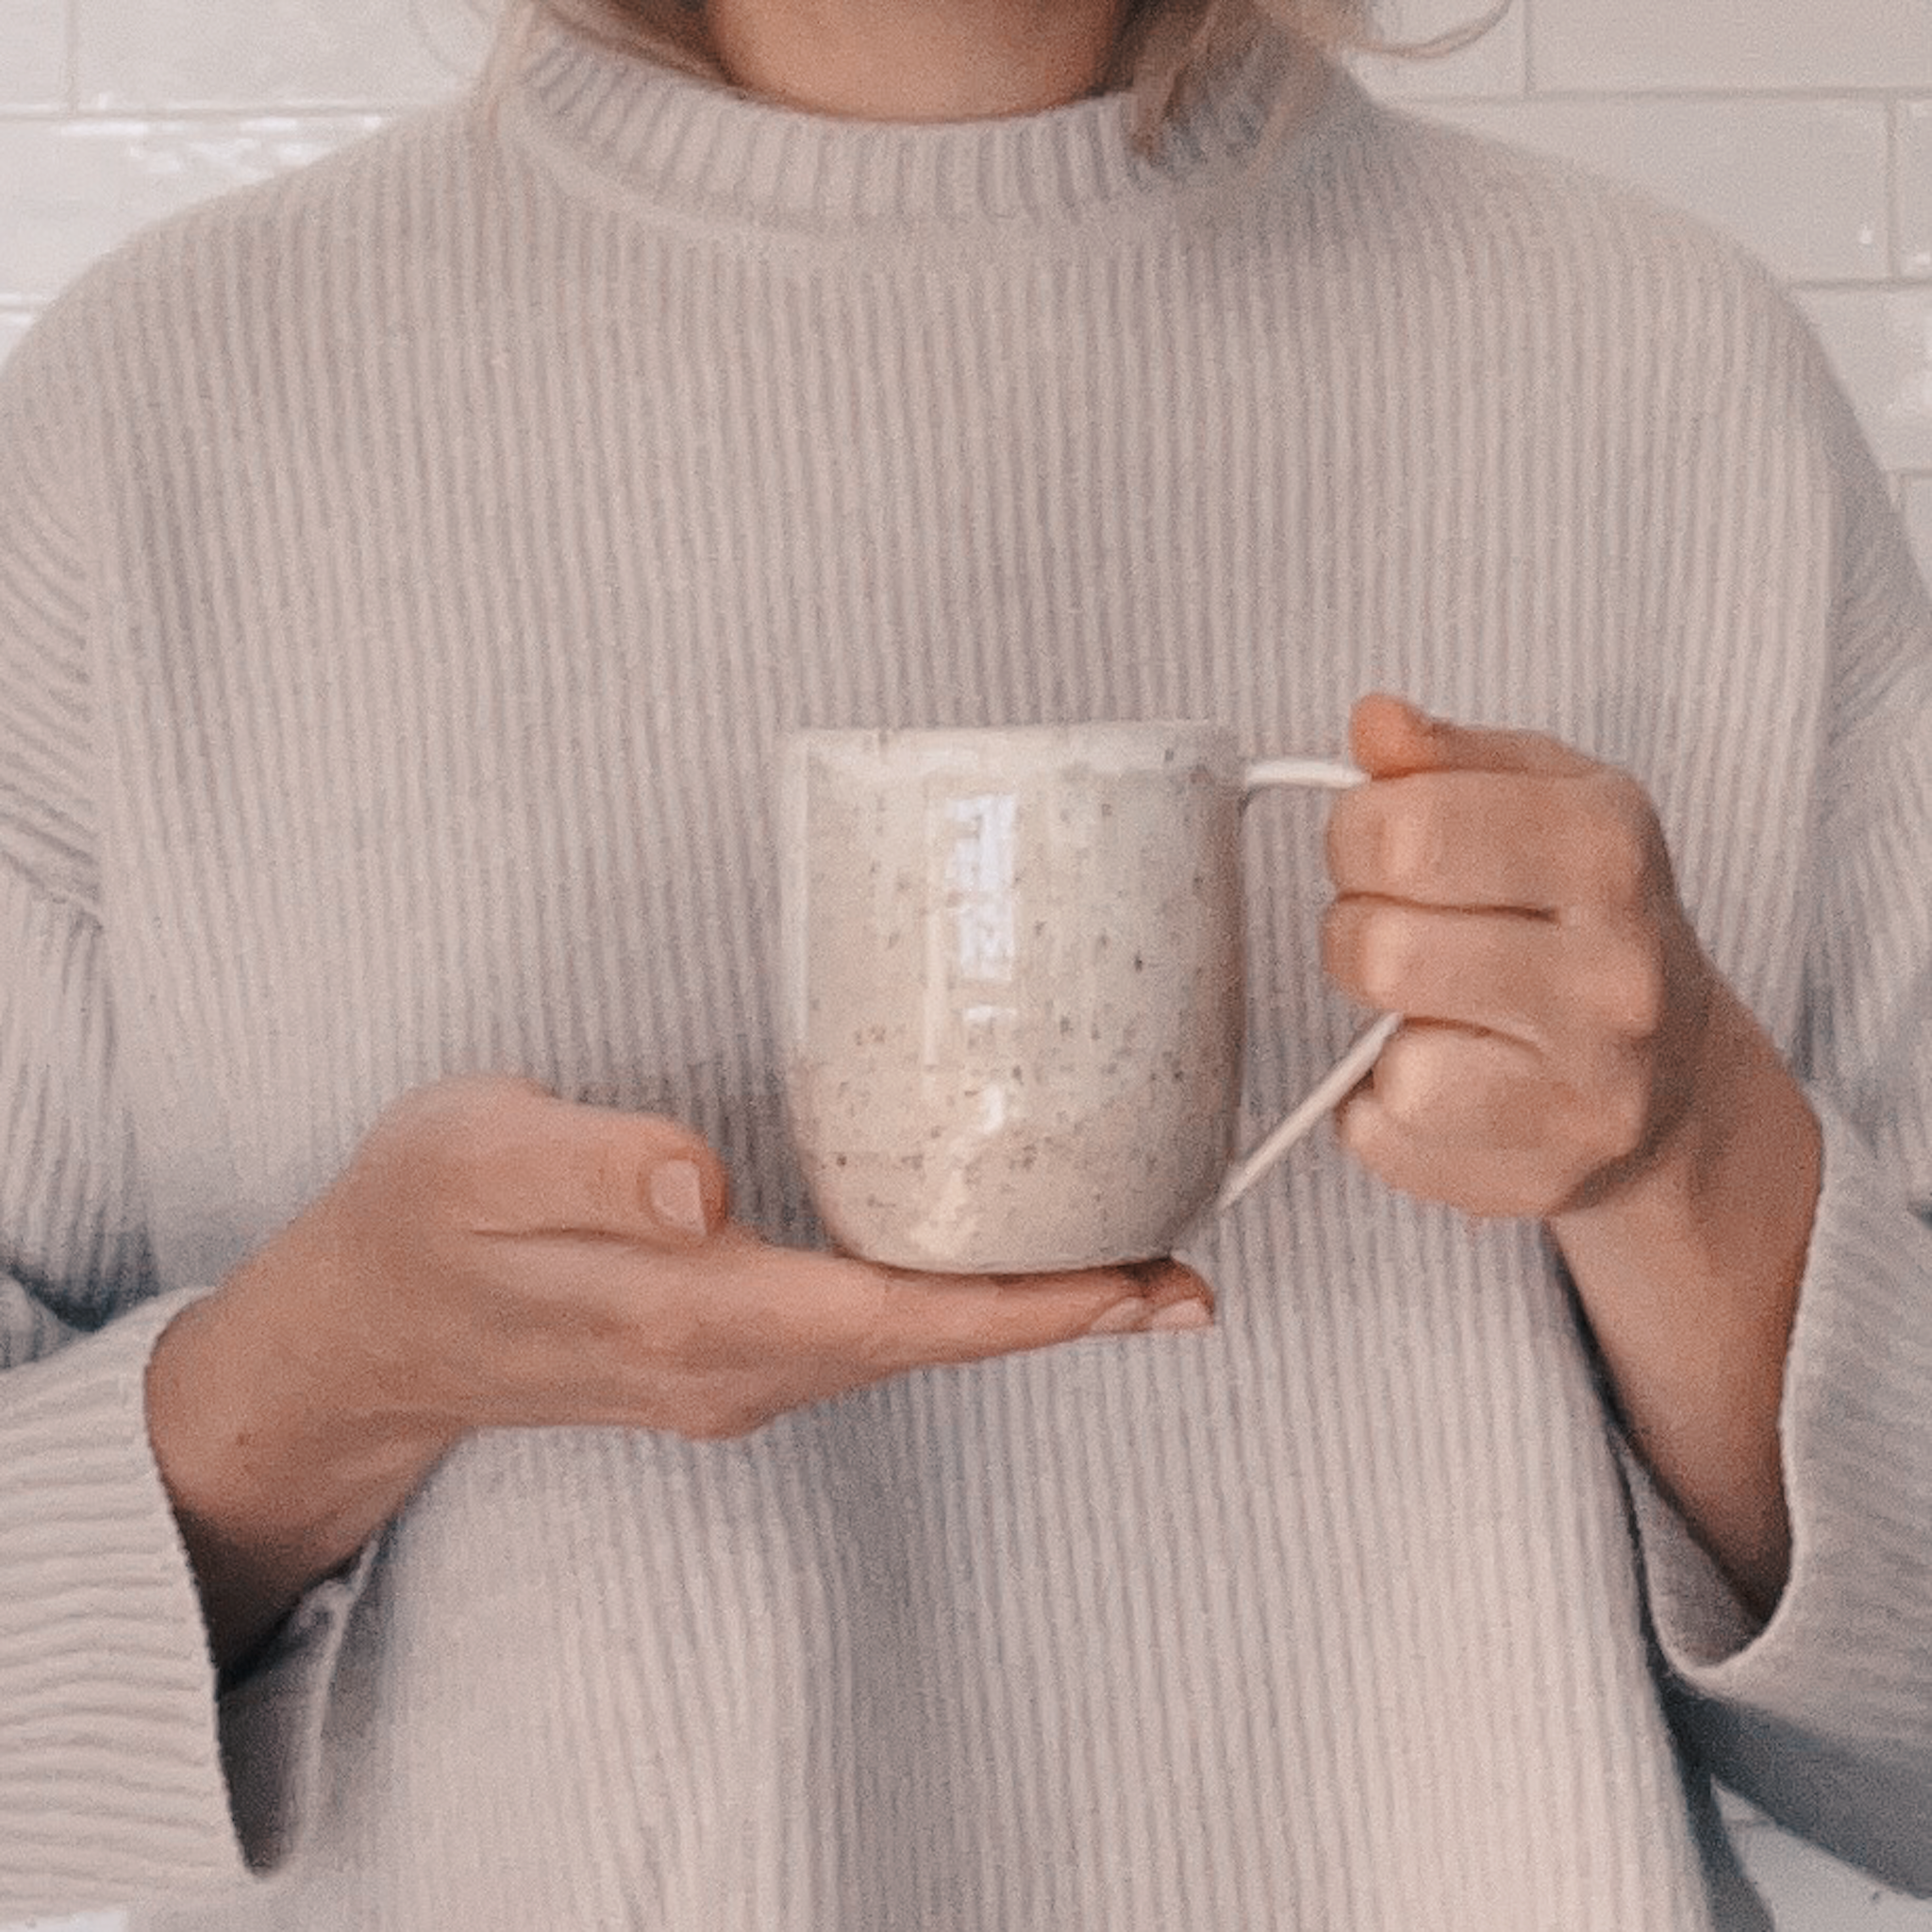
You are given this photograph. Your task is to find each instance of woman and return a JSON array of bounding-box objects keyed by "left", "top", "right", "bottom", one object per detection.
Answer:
[{"left": 1, "top": 0, "right": 1927, "bottom": 1924}]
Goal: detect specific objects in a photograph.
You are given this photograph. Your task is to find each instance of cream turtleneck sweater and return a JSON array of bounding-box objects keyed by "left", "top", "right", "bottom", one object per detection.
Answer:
[{"left": 2, "top": 16, "right": 1930, "bottom": 1928}]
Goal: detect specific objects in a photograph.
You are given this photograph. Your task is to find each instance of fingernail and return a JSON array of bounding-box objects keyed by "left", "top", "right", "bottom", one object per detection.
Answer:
[
  {"left": 647, "top": 1159, "right": 710, "bottom": 1238},
  {"left": 1088, "top": 1299, "right": 1152, "bottom": 1336},
  {"left": 1145, "top": 1300, "right": 1214, "bottom": 1334}
]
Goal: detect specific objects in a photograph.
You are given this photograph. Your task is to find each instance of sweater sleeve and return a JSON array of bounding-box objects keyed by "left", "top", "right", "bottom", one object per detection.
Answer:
[
  {"left": 1623, "top": 337, "right": 1932, "bottom": 1897},
  {"left": 0, "top": 284, "right": 371, "bottom": 1918}
]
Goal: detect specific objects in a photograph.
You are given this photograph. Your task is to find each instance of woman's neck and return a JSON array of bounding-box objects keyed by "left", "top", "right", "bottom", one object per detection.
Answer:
[{"left": 702, "top": 0, "right": 1132, "bottom": 122}]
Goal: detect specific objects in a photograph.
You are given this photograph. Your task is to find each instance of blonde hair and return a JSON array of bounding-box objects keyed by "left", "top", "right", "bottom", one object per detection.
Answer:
[{"left": 477, "top": 0, "right": 1510, "bottom": 163}]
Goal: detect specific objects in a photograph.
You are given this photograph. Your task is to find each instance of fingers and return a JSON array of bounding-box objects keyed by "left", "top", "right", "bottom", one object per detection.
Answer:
[
  {"left": 1319, "top": 699, "right": 1711, "bottom": 1223},
  {"left": 785, "top": 1251, "right": 1216, "bottom": 1380},
  {"left": 1335, "top": 1024, "right": 1643, "bottom": 1218},
  {"left": 1348, "top": 693, "right": 1596, "bottom": 781},
  {"left": 1324, "top": 898, "right": 1666, "bottom": 1047},
  {"left": 1326, "top": 768, "right": 1655, "bottom": 915},
  {"left": 1336, "top": 695, "right": 1650, "bottom": 914},
  {"left": 584, "top": 1241, "right": 1217, "bottom": 1442}
]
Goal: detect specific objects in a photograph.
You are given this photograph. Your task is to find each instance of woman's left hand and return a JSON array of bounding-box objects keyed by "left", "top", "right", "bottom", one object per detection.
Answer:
[
  {"left": 1324, "top": 693, "right": 1820, "bottom": 1613},
  {"left": 1322, "top": 693, "right": 1723, "bottom": 1222}
]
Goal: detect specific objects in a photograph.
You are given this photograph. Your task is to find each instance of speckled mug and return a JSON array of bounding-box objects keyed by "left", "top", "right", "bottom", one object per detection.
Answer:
[{"left": 777, "top": 722, "right": 1400, "bottom": 1274}]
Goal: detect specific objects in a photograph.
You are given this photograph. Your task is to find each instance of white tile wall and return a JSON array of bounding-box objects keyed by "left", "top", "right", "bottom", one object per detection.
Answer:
[
  {"left": 2, "top": 0, "right": 67, "bottom": 108},
  {"left": 1355, "top": 0, "right": 1527, "bottom": 100},
  {"left": 0, "top": 0, "right": 1928, "bottom": 1927},
  {"left": 1427, "top": 94, "right": 1891, "bottom": 282},
  {"left": 0, "top": 307, "right": 37, "bottom": 363},
  {"left": 75, "top": 0, "right": 490, "bottom": 110},
  {"left": 1533, "top": 0, "right": 1932, "bottom": 93},
  {"left": 0, "top": 113, "right": 387, "bottom": 302},
  {"left": 1800, "top": 287, "right": 1932, "bottom": 472},
  {"left": 1902, "top": 100, "right": 1932, "bottom": 280}
]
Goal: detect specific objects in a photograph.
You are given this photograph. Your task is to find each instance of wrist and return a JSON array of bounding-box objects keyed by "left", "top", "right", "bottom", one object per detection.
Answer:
[
  {"left": 146, "top": 1249, "right": 452, "bottom": 1669},
  {"left": 1551, "top": 985, "right": 1819, "bottom": 1271},
  {"left": 1548, "top": 986, "right": 1818, "bottom": 1616}
]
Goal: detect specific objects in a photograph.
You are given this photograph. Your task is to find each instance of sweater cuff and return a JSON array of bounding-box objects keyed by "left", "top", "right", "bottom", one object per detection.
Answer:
[
  {"left": 0, "top": 1286, "right": 242, "bottom": 1913},
  {"left": 1632, "top": 1097, "right": 1932, "bottom": 1703},
  {"left": 1619, "top": 1441, "right": 1762, "bottom": 1672},
  {"left": 1623, "top": 1097, "right": 1932, "bottom": 1887},
  {"left": 218, "top": 1535, "right": 377, "bottom": 1874},
  {"left": 0, "top": 1286, "right": 375, "bottom": 1915}
]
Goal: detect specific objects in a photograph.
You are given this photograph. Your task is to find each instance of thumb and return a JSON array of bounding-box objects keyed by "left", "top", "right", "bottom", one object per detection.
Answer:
[
  {"left": 448, "top": 1081, "right": 732, "bottom": 1244},
  {"left": 1348, "top": 692, "right": 1595, "bottom": 781}
]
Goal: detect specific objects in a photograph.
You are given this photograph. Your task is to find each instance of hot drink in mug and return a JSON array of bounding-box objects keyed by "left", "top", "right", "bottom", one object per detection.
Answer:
[{"left": 777, "top": 721, "right": 1398, "bottom": 1274}]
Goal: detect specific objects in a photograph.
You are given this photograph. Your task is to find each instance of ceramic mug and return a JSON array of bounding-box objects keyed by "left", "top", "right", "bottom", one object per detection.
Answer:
[{"left": 776, "top": 720, "right": 1400, "bottom": 1273}]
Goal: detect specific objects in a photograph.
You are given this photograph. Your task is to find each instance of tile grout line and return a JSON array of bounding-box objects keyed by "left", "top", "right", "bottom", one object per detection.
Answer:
[
  {"left": 1377, "top": 84, "right": 1931, "bottom": 108},
  {"left": 1889, "top": 97, "right": 1902, "bottom": 281},
  {"left": 1900, "top": 101, "right": 1932, "bottom": 281},
  {"left": 0, "top": 102, "right": 417, "bottom": 125}
]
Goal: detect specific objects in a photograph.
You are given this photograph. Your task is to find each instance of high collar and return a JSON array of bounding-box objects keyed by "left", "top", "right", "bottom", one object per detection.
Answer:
[{"left": 492, "top": 9, "right": 1365, "bottom": 251}]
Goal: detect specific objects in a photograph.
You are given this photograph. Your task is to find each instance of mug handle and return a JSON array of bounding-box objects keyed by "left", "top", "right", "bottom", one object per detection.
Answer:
[{"left": 1212, "top": 757, "right": 1404, "bottom": 1214}]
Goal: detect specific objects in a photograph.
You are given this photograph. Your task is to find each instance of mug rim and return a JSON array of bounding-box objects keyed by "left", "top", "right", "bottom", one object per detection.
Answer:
[
  {"left": 782, "top": 718, "right": 1224, "bottom": 745},
  {"left": 780, "top": 720, "right": 1239, "bottom": 774}
]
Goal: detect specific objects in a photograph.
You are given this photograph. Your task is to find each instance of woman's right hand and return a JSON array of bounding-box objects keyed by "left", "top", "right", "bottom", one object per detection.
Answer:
[{"left": 145, "top": 1075, "right": 1213, "bottom": 1668}]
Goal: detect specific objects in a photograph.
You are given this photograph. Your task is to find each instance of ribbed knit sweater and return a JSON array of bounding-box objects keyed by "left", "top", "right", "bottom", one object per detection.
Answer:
[{"left": 3, "top": 16, "right": 1931, "bottom": 1929}]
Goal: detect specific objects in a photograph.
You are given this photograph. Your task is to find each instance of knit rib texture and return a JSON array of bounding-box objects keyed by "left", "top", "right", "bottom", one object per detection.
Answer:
[{"left": 3, "top": 17, "right": 1931, "bottom": 1928}]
